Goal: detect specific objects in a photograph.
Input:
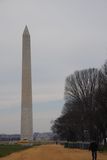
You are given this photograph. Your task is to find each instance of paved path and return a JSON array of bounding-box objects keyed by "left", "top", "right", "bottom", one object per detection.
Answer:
[{"left": 0, "top": 144, "right": 107, "bottom": 160}]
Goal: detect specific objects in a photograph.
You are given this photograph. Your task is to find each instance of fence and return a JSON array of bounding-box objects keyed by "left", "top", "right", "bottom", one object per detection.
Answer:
[{"left": 64, "top": 142, "right": 90, "bottom": 149}]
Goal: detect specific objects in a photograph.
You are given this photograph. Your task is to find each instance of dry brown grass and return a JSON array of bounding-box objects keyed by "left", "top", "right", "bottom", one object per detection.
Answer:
[{"left": 0, "top": 144, "right": 107, "bottom": 160}]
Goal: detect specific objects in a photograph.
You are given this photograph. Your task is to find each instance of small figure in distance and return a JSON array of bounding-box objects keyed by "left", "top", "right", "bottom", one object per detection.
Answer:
[{"left": 89, "top": 140, "right": 98, "bottom": 160}]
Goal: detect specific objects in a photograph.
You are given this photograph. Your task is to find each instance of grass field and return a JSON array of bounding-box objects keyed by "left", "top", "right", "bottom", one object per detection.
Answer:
[{"left": 0, "top": 144, "right": 32, "bottom": 157}]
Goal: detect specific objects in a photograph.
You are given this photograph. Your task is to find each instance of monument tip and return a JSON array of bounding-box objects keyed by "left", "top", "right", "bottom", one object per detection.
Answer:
[{"left": 23, "top": 25, "right": 30, "bottom": 35}]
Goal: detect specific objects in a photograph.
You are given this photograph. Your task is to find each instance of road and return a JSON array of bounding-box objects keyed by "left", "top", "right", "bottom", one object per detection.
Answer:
[{"left": 0, "top": 144, "right": 107, "bottom": 160}]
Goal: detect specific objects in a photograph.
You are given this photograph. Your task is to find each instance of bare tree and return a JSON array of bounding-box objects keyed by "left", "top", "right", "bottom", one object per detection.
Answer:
[
  {"left": 95, "top": 62, "right": 107, "bottom": 143},
  {"left": 64, "top": 68, "right": 99, "bottom": 140},
  {"left": 52, "top": 67, "right": 107, "bottom": 143}
]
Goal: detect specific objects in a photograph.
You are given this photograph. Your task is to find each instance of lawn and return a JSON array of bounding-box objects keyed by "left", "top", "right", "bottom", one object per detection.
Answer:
[{"left": 0, "top": 144, "right": 32, "bottom": 157}]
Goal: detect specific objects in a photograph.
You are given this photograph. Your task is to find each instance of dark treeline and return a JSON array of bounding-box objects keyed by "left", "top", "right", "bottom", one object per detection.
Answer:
[{"left": 52, "top": 61, "right": 107, "bottom": 144}]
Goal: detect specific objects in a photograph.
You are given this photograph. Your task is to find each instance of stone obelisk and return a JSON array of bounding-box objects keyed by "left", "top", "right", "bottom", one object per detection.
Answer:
[{"left": 21, "top": 26, "right": 33, "bottom": 140}]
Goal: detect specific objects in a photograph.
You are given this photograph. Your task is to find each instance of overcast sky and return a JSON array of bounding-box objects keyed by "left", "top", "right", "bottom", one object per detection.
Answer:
[{"left": 0, "top": 0, "right": 107, "bottom": 133}]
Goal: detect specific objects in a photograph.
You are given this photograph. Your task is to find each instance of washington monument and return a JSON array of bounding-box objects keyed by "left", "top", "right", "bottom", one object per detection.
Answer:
[{"left": 21, "top": 26, "right": 33, "bottom": 140}]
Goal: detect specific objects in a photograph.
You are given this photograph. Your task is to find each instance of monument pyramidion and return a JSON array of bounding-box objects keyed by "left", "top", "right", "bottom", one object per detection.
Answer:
[{"left": 21, "top": 26, "right": 33, "bottom": 141}]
